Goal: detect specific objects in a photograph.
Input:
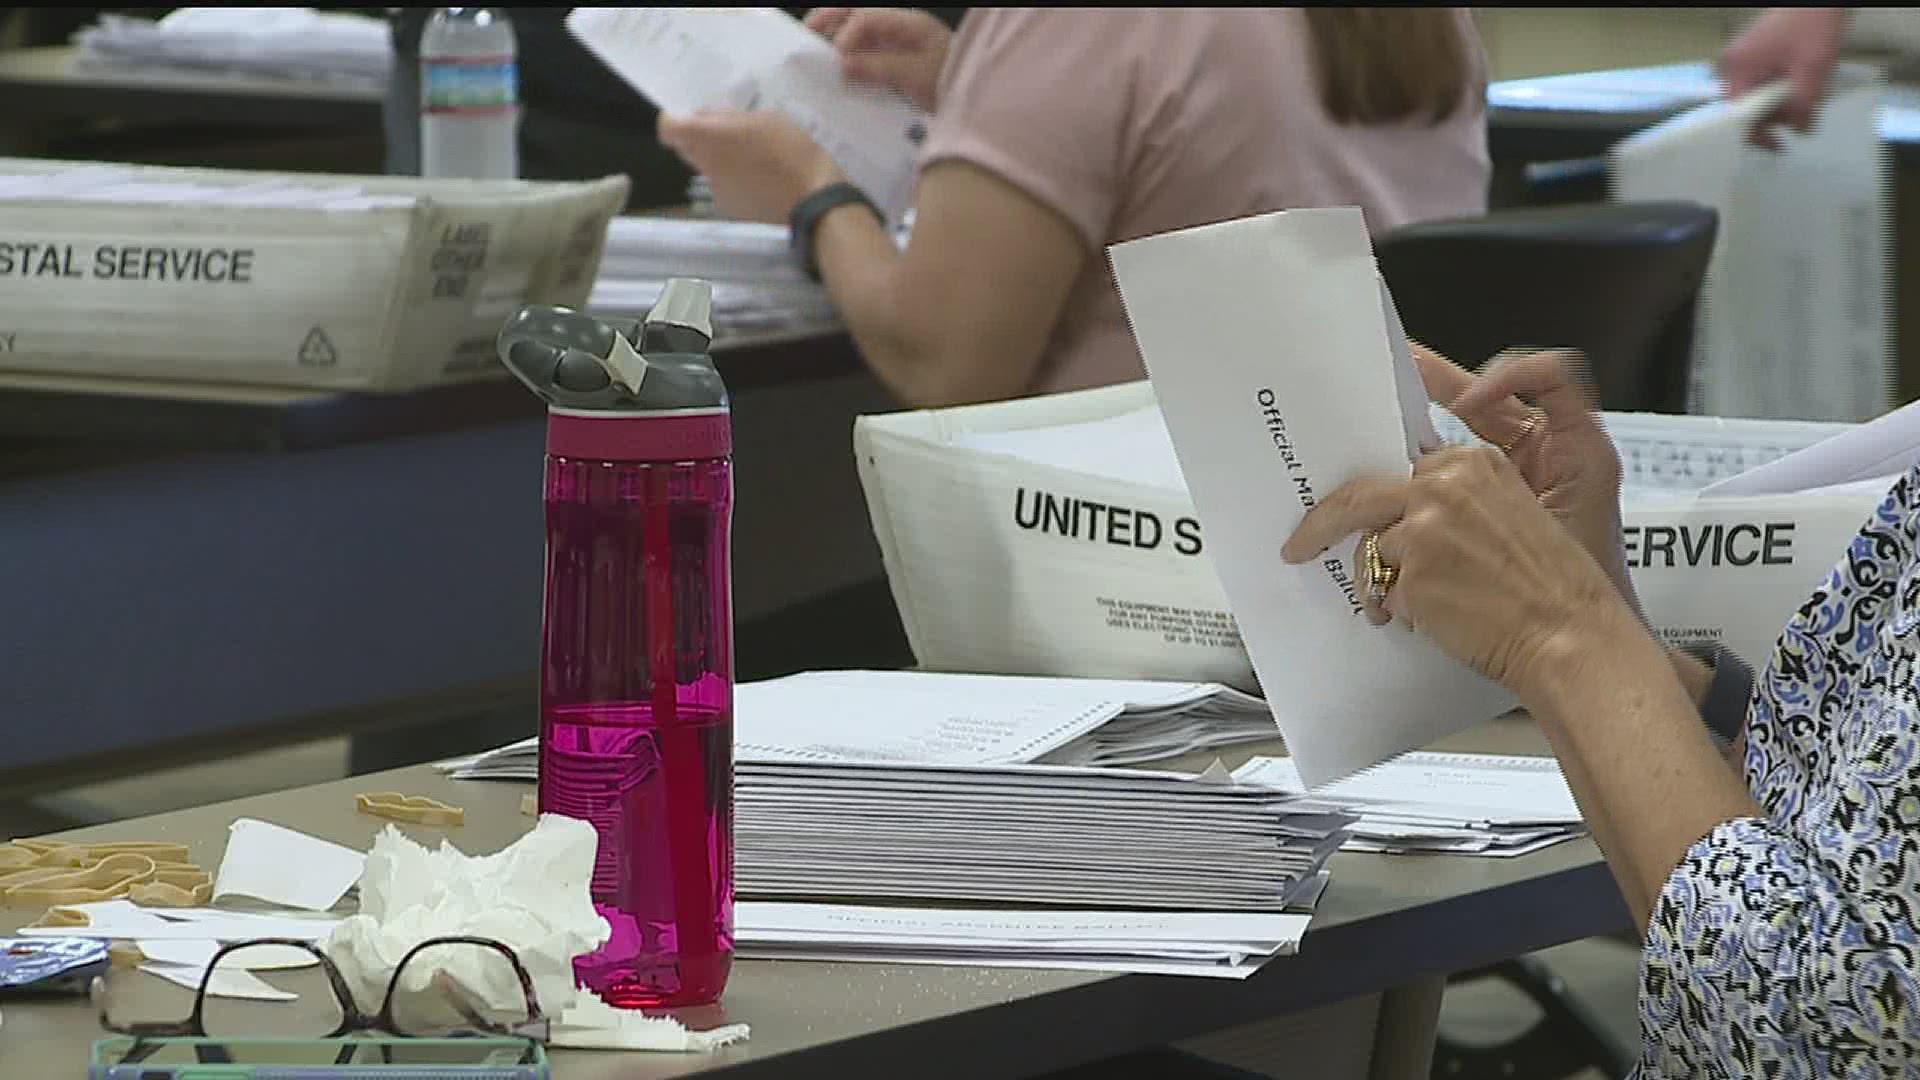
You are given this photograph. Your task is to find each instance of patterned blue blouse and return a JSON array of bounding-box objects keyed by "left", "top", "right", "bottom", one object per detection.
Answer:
[{"left": 1638, "top": 465, "right": 1920, "bottom": 1077}]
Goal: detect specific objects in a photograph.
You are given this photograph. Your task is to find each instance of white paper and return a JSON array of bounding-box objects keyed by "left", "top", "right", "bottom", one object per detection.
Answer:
[
  {"left": 1701, "top": 397, "right": 1920, "bottom": 497},
  {"left": 1612, "top": 68, "right": 1893, "bottom": 421},
  {"left": 136, "top": 939, "right": 319, "bottom": 971},
  {"left": 552, "top": 996, "right": 750, "bottom": 1052},
  {"left": 733, "top": 902, "right": 1310, "bottom": 978},
  {"left": 1234, "top": 753, "right": 1580, "bottom": 825},
  {"left": 567, "top": 7, "right": 926, "bottom": 223},
  {"left": 212, "top": 819, "right": 366, "bottom": 911},
  {"left": 73, "top": 10, "right": 392, "bottom": 89},
  {"left": 1108, "top": 207, "right": 1513, "bottom": 785}
]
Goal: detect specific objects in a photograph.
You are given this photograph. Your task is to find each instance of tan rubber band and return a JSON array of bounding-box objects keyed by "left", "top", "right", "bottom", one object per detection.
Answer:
[
  {"left": 355, "top": 791, "right": 466, "bottom": 827},
  {"left": 24, "top": 905, "right": 92, "bottom": 929},
  {"left": 4, "top": 854, "right": 156, "bottom": 908},
  {"left": 0, "top": 846, "right": 36, "bottom": 870},
  {"left": 152, "top": 867, "right": 212, "bottom": 891},
  {"left": 76, "top": 842, "right": 191, "bottom": 863},
  {"left": 0, "top": 867, "right": 78, "bottom": 892},
  {"left": 28, "top": 847, "right": 93, "bottom": 868},
  {"left": 128, "top": 880, "right": 212, "bottom": 907}
]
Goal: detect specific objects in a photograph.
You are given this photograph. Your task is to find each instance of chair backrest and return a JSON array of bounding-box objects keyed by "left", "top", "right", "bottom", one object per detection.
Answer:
[{"left": 1375, "top": 201, "right": 1718, "bottom": 414}]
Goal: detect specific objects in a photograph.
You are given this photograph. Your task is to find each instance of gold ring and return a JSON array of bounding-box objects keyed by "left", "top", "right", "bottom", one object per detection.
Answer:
[
  {"left": 1498, "top": 409, "right": 1544, "bottom": 455},
  {"left": 1361, "top": 530, "right": 1398, "bottom": 607}
]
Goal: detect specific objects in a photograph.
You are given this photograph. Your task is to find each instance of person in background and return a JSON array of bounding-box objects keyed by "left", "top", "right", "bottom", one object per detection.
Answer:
[
  {"left": 1719, "top": 7, "right": 1920, "bottom": 147},
  {"left": 658, "top": 8, "right": 1490, "bottom": 409}
]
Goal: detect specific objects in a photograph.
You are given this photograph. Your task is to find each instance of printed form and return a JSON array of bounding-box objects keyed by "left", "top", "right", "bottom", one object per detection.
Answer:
[
  {"left": 567, "top": 7, "right": 926, "bottom": 224},
  {"left": 1109, "top": 207, "right": 1515, "bottom": 786}
]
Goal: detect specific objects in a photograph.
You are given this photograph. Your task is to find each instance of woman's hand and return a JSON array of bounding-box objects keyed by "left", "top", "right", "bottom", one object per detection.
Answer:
[
  {"left": 1717, "top": 7, "right": 1848, "bottom": 149},
  {"left": 1416, "top": 345, "right": 1639, "bottom": 614},
  {"left": 656, "top": 110, "right": 846, "bottom": 224},
  {"left": 1282, "top": 445, "right": 1641, "bottom": 701},
  {"left": 804, "top": 7, "right": 951, "bottom": 112}
]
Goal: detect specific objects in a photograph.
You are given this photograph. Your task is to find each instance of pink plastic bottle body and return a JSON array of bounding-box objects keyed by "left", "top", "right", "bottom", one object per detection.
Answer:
[{"left": 538, "top": 432, "right": 734, "bottom": 1008}]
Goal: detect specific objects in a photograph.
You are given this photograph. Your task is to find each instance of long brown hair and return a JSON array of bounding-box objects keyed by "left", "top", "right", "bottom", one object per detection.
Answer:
[{"left": 1302, "top": 9, "right": 1478, "bottom": 127}]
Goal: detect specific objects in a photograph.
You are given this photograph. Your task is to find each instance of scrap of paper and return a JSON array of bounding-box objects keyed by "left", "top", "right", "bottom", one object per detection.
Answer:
[
  {"left": 141, "top": 961, "right": 297, "bottom": 1002},
  {"left": 212, "top": 819, "right": 365, "bottom": 911},
  {"left": 553, "top": 995, "right": 749, "bottom": 1052}
]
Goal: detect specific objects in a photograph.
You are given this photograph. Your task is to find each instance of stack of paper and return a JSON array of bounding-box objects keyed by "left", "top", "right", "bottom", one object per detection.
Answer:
[
  {"left": 587, "top": 217, "right": 836, "bottom": 331},
  {"left": 442, "top": 671, "right": 1282, "bottom": 780},
  {"left": 1232, "top": 753, "right": 1586, "bottom": 858},
  {"left": 0, "top": 163, "right": 415, "bottom": 211},
  {"left": 735, "top": 758, "right": 1343, "bottom": 910},
  {"left": 440, "top": 671, "right": 1340, "bottom": 976},
  {"left": 735, "top": 901, "right": 1317, "bottom": 980},
  {"left": 73, "top": 9, "right": 393, "bottom": 90}
]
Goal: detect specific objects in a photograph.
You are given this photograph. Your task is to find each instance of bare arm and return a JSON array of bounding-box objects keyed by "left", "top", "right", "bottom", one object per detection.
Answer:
[
  {"left": 812, "top": 159, "right": 1085, "bottom": 407},
  {"left": 1523, "top": 608, "right": 1763, "bottom": 930}
]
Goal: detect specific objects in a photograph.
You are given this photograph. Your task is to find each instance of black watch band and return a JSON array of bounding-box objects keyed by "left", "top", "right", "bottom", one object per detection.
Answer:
[
  {"left": 1699, "top": 643, "right": 1755, "bottom": 747},
  {"left": 789, "top": 182, "right": 883, "bottom": 282}
]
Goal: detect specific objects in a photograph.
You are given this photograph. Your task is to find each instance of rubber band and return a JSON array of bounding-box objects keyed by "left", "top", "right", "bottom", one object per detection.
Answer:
[{"left": 354, "top": 791, "right": 466, "bottom": 827}]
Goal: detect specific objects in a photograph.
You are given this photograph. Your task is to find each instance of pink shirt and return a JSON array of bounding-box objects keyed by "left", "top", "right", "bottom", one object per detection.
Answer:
[{"left": 917, "top": 8, "right": 1491, "bottom": 397}]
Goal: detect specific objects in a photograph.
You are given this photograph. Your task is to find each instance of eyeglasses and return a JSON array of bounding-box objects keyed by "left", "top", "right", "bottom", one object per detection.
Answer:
[{"left": 93, "top": 935, "right": 549, "bottom": 1050}]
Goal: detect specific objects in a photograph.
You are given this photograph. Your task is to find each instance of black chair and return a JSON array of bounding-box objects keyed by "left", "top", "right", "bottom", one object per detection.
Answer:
[{"left": 1376, "top": 200, "right": 1718, "bottom": 415}]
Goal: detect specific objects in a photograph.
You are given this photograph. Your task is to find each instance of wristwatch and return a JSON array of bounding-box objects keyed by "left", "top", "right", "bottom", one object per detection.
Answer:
[
  {"left": 1696, "top": 643, "right": 1755, "bottom": 747},
  {"left": 789, "top": 182, "right": 883, "bottom": 282}
]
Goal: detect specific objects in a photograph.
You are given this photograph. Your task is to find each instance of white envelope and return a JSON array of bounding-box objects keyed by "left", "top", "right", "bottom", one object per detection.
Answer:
[{"left": 1108, "top": 207, "right": 1513, "bottom": 785}]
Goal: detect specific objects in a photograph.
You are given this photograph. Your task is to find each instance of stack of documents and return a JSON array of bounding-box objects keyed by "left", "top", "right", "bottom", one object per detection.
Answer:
[
  {"left": 0, "top": 163, "right": 414, "bottom": 211},
  {"left": 588, "top": 217, "right": 836, "bottom": 332},
  {"left": 1233, "top": 753, "right": 1586, "bottom": 858},
  {"left": 734, "top": 901, "right": 1317, "bottom": 979},
  {"left": 733, "top": 758, "right": 1343, "bottom": 912},
  {"left": 442, "top": 671, "right": 1342, "bottom": 975},
  {"left": 73, "top": 10, "right": 393, "bottom": 89},
  {"left": 443, "top": 670, "right": 1282, "bottom": 780}
]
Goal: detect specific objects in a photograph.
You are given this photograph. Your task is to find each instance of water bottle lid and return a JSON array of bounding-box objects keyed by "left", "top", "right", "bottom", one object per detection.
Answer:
[{"left": 495, "top": 279, "right": 728, "bottom": 414}]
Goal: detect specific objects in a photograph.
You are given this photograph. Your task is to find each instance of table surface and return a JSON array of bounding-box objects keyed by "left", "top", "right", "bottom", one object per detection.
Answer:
[{"left": 0, "top": 717, "right": 1631, "bottom": 1080}]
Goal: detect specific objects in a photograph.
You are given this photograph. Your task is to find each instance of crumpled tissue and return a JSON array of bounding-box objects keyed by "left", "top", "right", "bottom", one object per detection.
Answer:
[{"left": 325, "top": 814, "right": 609, "bottom": 1026}]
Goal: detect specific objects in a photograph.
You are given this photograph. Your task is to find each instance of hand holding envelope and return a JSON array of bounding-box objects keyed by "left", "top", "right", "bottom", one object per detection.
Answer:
[
  {"left": 1109, "top": 208, "right": 1648, "bottom": 782},
  {"left": 1110, "top": 207, "right": 1514, "bottom": 784}
]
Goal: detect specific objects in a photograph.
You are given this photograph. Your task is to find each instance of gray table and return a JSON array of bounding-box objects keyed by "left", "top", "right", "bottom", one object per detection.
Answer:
[
  {"left": 0, "top": 718, "right": 1633, "bottom": 1079},
  {"left": 0, "top": 45, "right": 382, "bottom": 132}
]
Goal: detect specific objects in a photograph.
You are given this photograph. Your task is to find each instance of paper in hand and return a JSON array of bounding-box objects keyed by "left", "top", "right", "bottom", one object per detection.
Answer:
[
  {"left": 566, "top": 7, "right": 926, "bottom": 224},
  {"left": 1108, "top": 207, "right": 1513, "bottom": 786}
]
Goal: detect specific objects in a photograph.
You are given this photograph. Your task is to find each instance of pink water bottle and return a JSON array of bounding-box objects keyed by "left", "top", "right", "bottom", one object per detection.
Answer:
[{"left": 497, "top": 280, "right": 734, "bottom": 1008}]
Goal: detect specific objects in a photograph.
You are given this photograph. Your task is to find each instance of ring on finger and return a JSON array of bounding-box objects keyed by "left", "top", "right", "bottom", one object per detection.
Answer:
[
  {"left": 1361, "top": 530, "right": 1399, "bottom": 608},
  {"left": 1498, "top": 408, "right": 1544, "bottom": 456}
]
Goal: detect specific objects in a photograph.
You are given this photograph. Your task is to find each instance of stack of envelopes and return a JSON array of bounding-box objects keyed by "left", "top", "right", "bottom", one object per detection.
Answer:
[{"left": 1232, "top": 752, "right": 1587, "bottom": 858}]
